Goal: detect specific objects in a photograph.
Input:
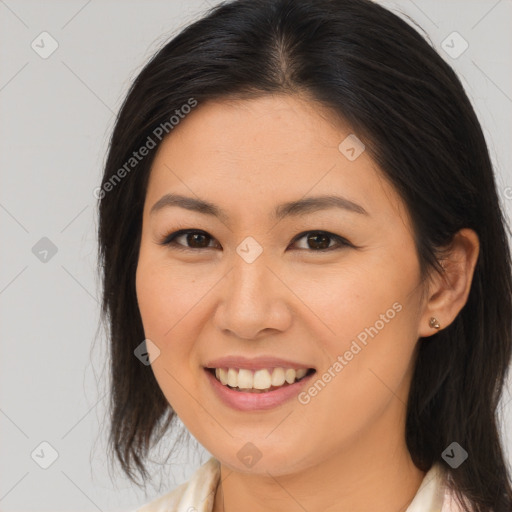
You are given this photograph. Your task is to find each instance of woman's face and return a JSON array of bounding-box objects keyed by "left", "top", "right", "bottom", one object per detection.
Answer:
[{"left": 136, "top": 94, "right": 431, "bottom": 475}]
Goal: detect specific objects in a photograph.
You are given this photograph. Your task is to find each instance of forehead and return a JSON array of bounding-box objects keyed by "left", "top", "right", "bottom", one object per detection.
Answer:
[{"left": 145, "top": 95, "right": 409, "bottom": 227}]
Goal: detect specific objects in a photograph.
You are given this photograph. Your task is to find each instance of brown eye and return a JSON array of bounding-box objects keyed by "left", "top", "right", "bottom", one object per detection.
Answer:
[
  {"left": 290, "top": 231, "right": 351, "bottom": 251},
  {"left": 182, "top": 232, "right": 211, "bottom": 249},
  {"left": 160, "top": 230, "right": 219, "bottom": 250},
  {"left": 160, "top": 229, "right": 351, "bottom": 252},
  {"left": 304, "top": 232, "right": 330, "bottom": 250}
]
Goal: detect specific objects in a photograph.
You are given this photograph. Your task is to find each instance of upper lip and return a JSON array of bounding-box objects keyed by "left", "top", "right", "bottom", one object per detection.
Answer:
[{"left": 204, "top": 355, "right": 316, "bottom": 371}]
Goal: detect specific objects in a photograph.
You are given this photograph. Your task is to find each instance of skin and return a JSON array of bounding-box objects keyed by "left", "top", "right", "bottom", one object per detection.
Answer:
[{"left": 135, "top": 94, "right": 479, "bottom": 512}]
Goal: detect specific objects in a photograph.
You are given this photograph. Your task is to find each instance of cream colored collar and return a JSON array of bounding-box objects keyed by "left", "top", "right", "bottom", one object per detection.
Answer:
[{"left": 137, "top": 457, "right": 453, "bottom": 512}]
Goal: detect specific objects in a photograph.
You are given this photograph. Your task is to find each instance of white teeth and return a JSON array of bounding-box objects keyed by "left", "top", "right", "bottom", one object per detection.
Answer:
[
  {"left": 296, "top": 368, "right": 308, "bottom": 379},
  {"left": 227, "top": 368, "right": 238, "bottom": 387},
  {"left": 253, "top": 369, "right": 272, "bottom": 389},
  {"left": 271, "top": 367, "right": 286, "bottom": 386},
  {"left": 218, "top": 368, "right": 228, "bottom": 385},
  {"left": 285, "top": 368, "right": 296, "bottom": 384},
  {"left": 237, "top": 369, "right": 253, "bottom": 389},
  {"left": 211, "top": 367, "right": 311, "bottom": 391}
]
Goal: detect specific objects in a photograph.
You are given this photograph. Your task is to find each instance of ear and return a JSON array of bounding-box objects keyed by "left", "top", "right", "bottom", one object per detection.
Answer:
[{"left": 418, "top": 228, "right": 480, "bottom": 338}]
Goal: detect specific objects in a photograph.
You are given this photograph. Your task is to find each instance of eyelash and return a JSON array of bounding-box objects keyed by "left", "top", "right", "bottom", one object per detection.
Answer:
[{"left": 158, "top": 229, "right": 353, "bottom": 253}]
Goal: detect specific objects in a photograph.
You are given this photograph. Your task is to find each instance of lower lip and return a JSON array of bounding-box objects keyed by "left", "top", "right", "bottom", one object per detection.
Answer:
[{"left": 204, "top": 368, "right": 315, "bottom": 411}]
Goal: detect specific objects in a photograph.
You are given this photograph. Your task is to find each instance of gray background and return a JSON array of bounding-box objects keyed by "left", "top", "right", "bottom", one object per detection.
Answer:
[{"left": 0, "top": 0, "right": 511, "bottom": 511}]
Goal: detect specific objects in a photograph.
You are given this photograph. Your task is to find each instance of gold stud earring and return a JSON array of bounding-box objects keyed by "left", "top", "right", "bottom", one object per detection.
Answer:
[{"left": 429, "top": 317, "right": 441, "bottom": 329}]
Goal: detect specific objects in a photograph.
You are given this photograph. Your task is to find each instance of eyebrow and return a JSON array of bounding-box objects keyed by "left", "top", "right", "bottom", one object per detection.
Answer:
[{"left": 150, "top": 193, "right": 369, "bottom": 221}]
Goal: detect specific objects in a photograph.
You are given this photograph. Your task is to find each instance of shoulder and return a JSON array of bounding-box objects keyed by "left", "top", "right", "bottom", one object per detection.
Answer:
[
  {"left": 440, "top": 474, "right": 474, "bottom": 512},
  {"left": 407, "top": 463, "right": 472, "bottom": 512},
  {"left": 428, "top": 463, "right": 473, "bottom": 512},
  {"left": 136, "top": 456, "right": 221, "bottom": 512}
]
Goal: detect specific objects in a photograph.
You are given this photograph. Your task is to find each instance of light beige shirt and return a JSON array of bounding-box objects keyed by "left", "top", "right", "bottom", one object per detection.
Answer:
[{"left": 136, "top": 456, "right": 466, "bottom": 512}]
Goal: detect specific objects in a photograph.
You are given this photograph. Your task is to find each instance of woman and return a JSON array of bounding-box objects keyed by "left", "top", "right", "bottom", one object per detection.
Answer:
[{"left": 97, "top": 0, "right": 512, "bottom": 511}]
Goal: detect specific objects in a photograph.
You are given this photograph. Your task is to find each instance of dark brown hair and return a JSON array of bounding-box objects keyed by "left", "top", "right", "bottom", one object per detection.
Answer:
[{"left": 97, "top": 1, "right": 512, "bottom": 510}]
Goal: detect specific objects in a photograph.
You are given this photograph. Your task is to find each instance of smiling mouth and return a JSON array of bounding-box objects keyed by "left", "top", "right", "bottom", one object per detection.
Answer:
[{"left": 205, "top": 367, "right": 316, "bottom": 393}]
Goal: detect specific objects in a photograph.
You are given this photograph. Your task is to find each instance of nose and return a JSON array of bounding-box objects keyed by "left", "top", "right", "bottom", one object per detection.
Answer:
[{"left": 213, "top": 252, "right": 293, "bottom": 340}]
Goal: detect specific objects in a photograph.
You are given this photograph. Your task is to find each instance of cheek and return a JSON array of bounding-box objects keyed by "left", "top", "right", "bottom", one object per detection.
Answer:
[
  {"left": 135, "top": 254, "right": 201, "bottom": 340},
  {"left": 328, "top": 240, "right": 419, "bottom": 328},
  {"left": 292, "top": 254, "right": 413, "bottom": 341},
  {"left": 135, "top": 259, "right": 200, "bottom": 414},
  {"left": 135, "top": 252, "right": 217, "bottom": 371},
  {"left": 135, "top": 258, "right": 195, "bottom": 387},
  {"left": 298, "top": 252, "right": 421, "bottom": 419},
  {"left": 136, "top": 264, "right": 168, "bottom": 341}
]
